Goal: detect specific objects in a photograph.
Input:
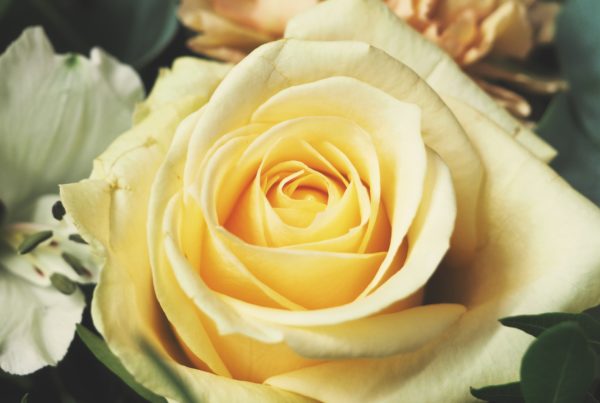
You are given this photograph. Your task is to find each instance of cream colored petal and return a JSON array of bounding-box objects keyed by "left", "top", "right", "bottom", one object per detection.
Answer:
[
  {"left": 144, "top": 111, "right": 231, "bottom": 377},
  {"left": 266, "top": 99, "right": 600, "bottom": 403},
  {"left": 284, "top": 0, "right": 555, "bottom": 162},
  {"left": 274, "top": 304, "right": 465, "bottom": 359},
  {"left": 133, "top": 58, "right": 231, "bottom": 123}
]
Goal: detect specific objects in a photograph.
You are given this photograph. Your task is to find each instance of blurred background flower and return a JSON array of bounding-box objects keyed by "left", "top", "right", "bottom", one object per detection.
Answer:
[{"left": 178, "top": 0, "right": 565, "bottom": 119}]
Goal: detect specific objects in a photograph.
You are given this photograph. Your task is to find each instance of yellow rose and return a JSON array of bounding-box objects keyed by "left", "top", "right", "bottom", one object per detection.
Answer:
[{"left": 62, "top": 0, "right": 600, "bottom": 402}]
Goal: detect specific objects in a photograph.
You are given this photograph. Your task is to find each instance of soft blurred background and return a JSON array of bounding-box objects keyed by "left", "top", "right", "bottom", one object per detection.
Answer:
[{"left": 0, "top": 0, "right": 187, "bottom": 91}]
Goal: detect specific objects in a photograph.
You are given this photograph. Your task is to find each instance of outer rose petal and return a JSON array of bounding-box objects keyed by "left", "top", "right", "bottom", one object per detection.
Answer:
[
  {"left": 284, "top": 0, "right": 555, "bottom": 163},
  {"left": 62, "top": 60, "right": 303, "bottom": 402},
  {"left": 265, "top": 99, "right": 600, "bottom": 402}
]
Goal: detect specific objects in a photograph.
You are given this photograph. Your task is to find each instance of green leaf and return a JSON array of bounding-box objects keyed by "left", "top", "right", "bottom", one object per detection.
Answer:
[
  {"left": 586, "top": 392, "right": 600, "bottom": 403},
  {"left": 0, "top": 0, "right": 178, "bottom": 70},
  {"left": 470, "top": 382, "right": 524, "bottom": 403},
  {"left": 584, "top": 305, "right": 600, "bottom": 320},
  {"left": 500, "top": 312, "right": 600, "bottom": 352},
  {"left": 537, "top": 0, "right": 600, "bottom": 205},
  {"left": 20, "top": 393, "right": 28, "bottom": 403},
  {"left": 521, "top": 322, "right": 596, "bottom": 403},
  {"left": 76, "top": 325, "right": 166, "bottom": 403},
  {"left": 0, "top": 0, "right": 13, "bottom": 19}
]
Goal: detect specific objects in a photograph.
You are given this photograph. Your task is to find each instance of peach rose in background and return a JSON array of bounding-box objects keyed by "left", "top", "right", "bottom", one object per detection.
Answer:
[
  {"left": 62, "top": 0, "right": 600, "bottom": 402},
  {"left": 179, "top": 0, "right": 563, "bottom": 117},
  {"left": 178, "top": 0, "right": 318, "bottom": 62},
  {"left": 388, "top": 0, "right": 533, "bottom": 65}
]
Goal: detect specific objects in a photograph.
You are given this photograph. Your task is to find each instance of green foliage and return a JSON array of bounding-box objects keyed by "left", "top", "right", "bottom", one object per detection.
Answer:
[
  {"left": 500, "top": 312, "right": 600, "bottom": 352},
  {"left": 470, "top": 382, "right": 525, "bottom": 403},
  {"left": 472, "top": 305, "right": 600, "bottom": 403},
  {"left": 537, "top": 0, "right": 600, "bottom": 204},
  {"left": 520, "top": 322, "right": 595, "bottom": 403},
  {"left": 0, "top": 0, "right": 178, "bottom": 69},
  {"left": 76, "top": 325, "right": 167, "bottom": 403}
]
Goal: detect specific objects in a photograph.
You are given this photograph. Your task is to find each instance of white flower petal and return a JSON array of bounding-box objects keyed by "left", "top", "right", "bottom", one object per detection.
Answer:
[
  {"left": 0, "top": 27, "right": 143, "bottom": 220},
  {"left": 0, "top": 269, "right": 84, "bottom": 375}
]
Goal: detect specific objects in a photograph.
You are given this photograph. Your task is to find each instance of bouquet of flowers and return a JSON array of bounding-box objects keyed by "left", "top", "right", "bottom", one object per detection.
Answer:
[{"left": 2, "top": 1, "right": 600, "bottom": 402}]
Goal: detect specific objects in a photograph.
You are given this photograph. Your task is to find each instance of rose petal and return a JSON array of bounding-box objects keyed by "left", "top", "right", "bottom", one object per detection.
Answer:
[
  {"left": 224, "top": 147, "right": 456, "bottom": 328},
  {"left": 284, "top": 0, "right": 555, "bottom": 163},
  {"left": 277, "top": 303, "right": 465, "bottom": 359}
]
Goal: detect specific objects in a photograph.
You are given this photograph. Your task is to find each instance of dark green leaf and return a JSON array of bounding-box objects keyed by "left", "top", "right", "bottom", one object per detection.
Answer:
[
  {"left": 470, "top": 382, "right": 524, "bottom": 403},
  {"left": 586, "top": 392, "right": 600, "bottom": 403},
  {"left": 76, "top": 325, "right": 166, "bottom": 403},
  {"left": 20, "top": 393, "right": 28, "bottom": 403},
  {"left": 500, "top": 313, "right": 579, "bottom": 336},
  {"left": 0, "top": 0, "right": 178, "bottom": 69},
  {"left": 0, "top": 0, "right": 14, "bottom": 18},
  {"left": 500, "top": 312, "right": 600, "bottom": 352},
  {"left": 139, "top": 338, "right": 196, "bottom": 403},
  {"left": 521, "top": 322, "right": 596, "bottom": 403},
  {"left": 584, "top": 305, "right": 600, "bottom": 321},
  {"left": 537, "top": 0, "right": 600, "bottom": 204}
]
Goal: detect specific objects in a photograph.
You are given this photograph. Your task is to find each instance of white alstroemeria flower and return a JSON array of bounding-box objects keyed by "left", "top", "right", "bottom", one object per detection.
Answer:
[{"left": 0, "top": 27, "right": 143, "bottom": 375}]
